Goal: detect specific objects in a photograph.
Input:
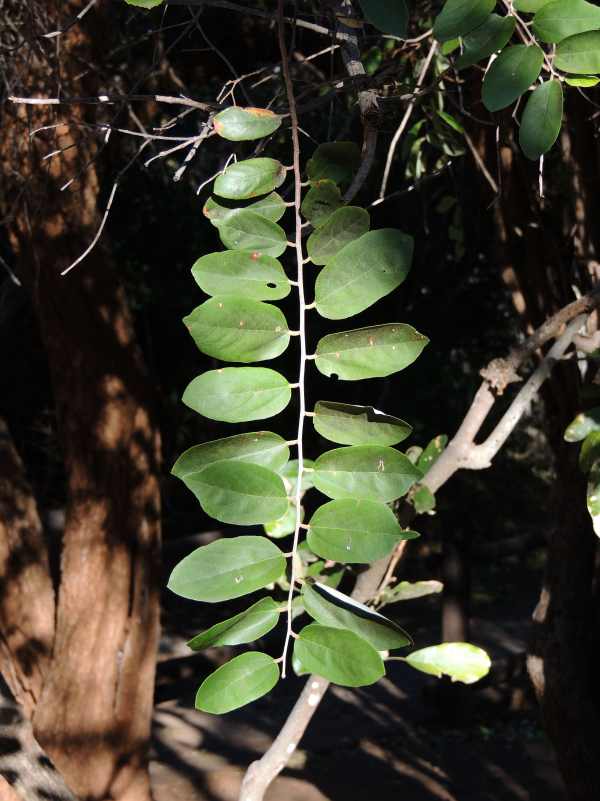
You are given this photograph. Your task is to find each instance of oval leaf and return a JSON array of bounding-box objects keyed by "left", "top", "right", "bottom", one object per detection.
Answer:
[
  {"left": 214, "top": 157, "right": 286, "bottom": 199},
  {"left": 433, "top": 0, "right": 496, "bottom": 42},
  {"left": 195, "top": 652, "right": 279, "bottom": 713},
  {"left": 188, "top": 597, "right": 281, "bottom": 651},
  {"left": 313, "top": 445, "right": 422, "bottom": 502},
  {"left": 182, "top": 367, "right": 291, "bottom": 423},
  {"left": 379, "top": 580, "right": 444, "bottom": 604},
  {"left": 417, "top": 435, "right": 448, "bottom": 471},
  {"left": 564, "top": 406, "right": 600, "bottom": 441},
  {"left": 313, "top": 401, "right": 411, "bottom": 446},
  {"left": 213, "top": 107, "right": 282, "bottom": 141},
  {"left": 533, "top": 0, "right": 600, "bottom": 44},
  {"left": 125, "top": 0, "right": 164, "bottom": 6},
  {"left": 405, "top": 642, "right": 491, "bottom": 684},
  {"left": 184, "top": 461, "right": 287, "bottom": 525},
  {"left": 192, "top": 251, "right": 290, "bottom": 301},
  {"left": 455, "top": 14, "right": 516, "bottom": 70},
  {"left": 217, "top": 210, "right": 287, "bottom": 257},
  {"left": 519, "top": 80, "right": 563, "bottom": 160},
  {"left": 307, "top": 142, "right": 361, "bottom": 186},
  {"left": 303, "top": 583, "right": 411, "bottom": 650},
  {"left": 555, "top": 30, "right": 600, "bottom": 74},
  {"left": 204, "top": 193, "right": 286, "bottom": 225},
  {"left": 482, "top": 45, "right": 544, "bottom": 112},
  {"left": 358, "top": 0, "right": 408, "bottom": 36},
  {"left": 172, "top": 432, "right": 290, "bottom": 478},
  {"left": 184, "top": 297, "right": 290, "bottom": 363},
  {"left": 301, "top": 180, "right": 343, "bottom": 226},
  {"left": 264, "top": 502, "right": 303, "bottom": 539},
  {"left": 167, "top": 536, "right": 286, "bottom": 602},
  {"left": 294, "top": 623, "right": 385, "bottom": 686},
  {"left": 307, "top": 498, "right": 417, "bottom": 562},
  {"left": 315, "top": 229, "right": 414, "bottom": 319},
  {"left": 315, "top": 324, "right": 429, "bottom": 380},
  {"left": 307, "top": 207, "right": 370, "bottom": 267}
]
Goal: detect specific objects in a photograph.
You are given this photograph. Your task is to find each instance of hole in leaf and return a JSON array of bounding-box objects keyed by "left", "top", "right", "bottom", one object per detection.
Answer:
[
  {"left": 330, "top": 373, "right": 339, "bottom": 381},
  {"left": 267, "top": 282, "right": 277, "bottom": 288}
]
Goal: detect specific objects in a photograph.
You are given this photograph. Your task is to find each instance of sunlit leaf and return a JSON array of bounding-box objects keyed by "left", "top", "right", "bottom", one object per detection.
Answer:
[
  {"left": 307, "top": 207, "right": 370, "bottom": 266},
  {"left": 405, "top": 642, "right": 491, "bottom": 684},
  {"left": 183, "top": 461, "right": 288, "bottom": 525},
  {"left": 182, "top": 367, "right": 291, "bottom": 423},
  {"left": 313, "top": 445, "right": 422, "bottom": 502},
  {"left": 188, "top": 597, "right": 281, "bottom": 651},
  {"left": 482, "top": 45, "right": 544, "bottom": 112},
  {"left": 172, "top": 432, "right": 290, "bottom": 478},
  {"left": 455, "top": 14, "right": 516, "bottom": 70},
  {"left": 195, "top": 652, "right": 279, "bottom": 713},
  {"left": 264, "top": 502, "right": 303, "bottom": 539},
  {"left": 433, "top": 0, "right": 496, "bottom": 42},
  {"left": 358, "top": 0, "right": 408, "bottom": 36},
  {"left": 184, "top": 297, "right": 290, "bottom": 362},
  {"left": 303, "top": 583, "right": 411, "bottom": 650},
  {"left": 313, "top": 401, "right": 412, "bottom": 446},
  {"left": 533, "top": 0, "right": 600, "bottom": 44},
  {"left": 307, "top": 498, "right": 417, "bottom": 562},
  {"left": 315, "top": 229, "right": 413, "bottom": 319},
  {"left": 564, "top": 74, "right": 600, "bottom": 86},
  {"left": 294, "top": 623, "right": 385, "bottom": 686},
  {"left": 519, "top": 80, "right": 563, "bottom": 160},
  {"left": 379, "top": 580, "right": 444, "bottom": 604},
  {"left": 125, "top": 0, "right": 164, "bottom": 7},
  {"left": 579, "top": 431, "right": 600, "bottom": 473},
  {"left": 564, "top": 406, "right": 600, "bottom": 441},
  {"left": 300, "top": 180, "right": 343, "bottom": 226},
  {"left": 192, "top": 251, "right": 290, "bottom": 301},
  {"left": 315, "top": 324, "right": 429, "bottom": 380},
  {"left": 214, "top": 157, "right": 286, "bottom": 199},
  {"left": 417, "top": 435, "right": 448, "bottom": 471},
  {"left": 167, "top": 536, "right": 286, "bottom": 602},
  {"left": 217, "top": 210, "right": 288, "bottom": 257},
  {"left": 555, "top": 30, "right": 600, "bottom": 74},
  {"left": 307, "top": 142, "right": 361, "bottom": 186},
  {"left": 204, "top": 193, "right": 286, "bottom": 226},
  {"left": 213, "top": 107, "right": 282, "bottom": 141}
]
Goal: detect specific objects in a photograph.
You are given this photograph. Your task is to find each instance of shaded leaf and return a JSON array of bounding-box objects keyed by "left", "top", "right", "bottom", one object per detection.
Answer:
[
  {"left": 433, "top": 0, "right": 496, "bottom": 42},
  {"left": 307, "top": 207, "right": 370, "bottom": 267},
  {"left": 167, "top": 536, "right": 286, "bottom": 602},
  {"left": 300, "top": 181, "right": 343, "bottom": 226},
  {"left": 555, "top": 30, "right": 600, "bottom": 74},
  {"left": 172, "top": 432, "right": 290, "bottom": 478},
  {"left": 192, "top": 251, "right": 290, "bottom": 301},
  {"left": 294, "top": 623, "right": 385, "bottom": 686},
  {"left": 213, "top": 106, "right": 282, "bottom": 141},
  {"left": 358, "top": 0, "right": 408, "bottom": 36},
  {"left": 203, "top": 193, "right": 286, "bottom": 225},
  {"left": 405, "top": 642, "right": 491, "bottom": 684},
  {"left": 307, "top": 142, "right": 361, "bottom": 186},
  {"left": 514, "top": 0, "right": 552, "bottom": 10},
  {"left": 533, "top": 0, "right": 600, "bottom": 44},
  {"left": 188, "top": 597, "right": 281, "bottom": 650},
  {"left": 455, "top": 14, "right": 516, "bottom": 70},
  {"left": 214, "top": 157, "right": 286, "bottom": 199},
  {"left": 313, "top": 401, "right": 412, "bottom": 446},
  {"left": 379, "top": 580, "right": 444, "bottom": 604},
  {"left": 195, "top": 652, "right": 279, "bottom": 713},
  {"left": 519, "top": 80, "right": 563, "bottom": 160},
  {"left": 217, "top": 210, "right": 287, "bottom": 257},
  {"left": 482, "top": 45, "right": 544, "bottom": 112}
]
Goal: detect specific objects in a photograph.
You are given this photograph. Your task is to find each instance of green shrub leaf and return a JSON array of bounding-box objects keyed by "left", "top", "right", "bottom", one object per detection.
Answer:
[
  {"left": 358, "top": 0, "right": 408, "bottom": 36},
  {"left": 433, "top": 0, "right": 496, "bottom": 42},
  {"left": 519, "top": 80, "right": 563, "bottom": 160},
  {"left": 307, "top": 498, "right": 418, "bottom": 562},
  {"left": 172, "top": 432, "right": 290, "bottom": 478},
  {"left": 264, "top": 502, "right": 302, "bottom": 539},
  {"left": 405, "top": 642, "right": 492, "bottom": 684},
  {"left": 482, "top": 45, "right": 544, "bottom": 111},
  {"left": 125, "top": 0, "right": 164, "bottom": 7},
  {"left": 564, "top": 406, "right": 600, "bottom": 441},
  {"left": 195, "top": 652, "right": 279, "bottom": 713},
  {"left": 192, "top": 251, "right": 290, "bottom": 300},
  {"left": 313, "top": 400, "right": 412, "bottom": 446},
  {"left": 379, "top": 580, "right": 444, "bottom": 605},
  {"left": 579, "top": 431, "right": 600, "bottom": 473},
  {"left": 315, "top": 229, "right": 413, "bottom": 319},
  {"left": 307, "top": 142, "right": 361, "bottom": 186},
  {"left": 315, "top": 324, "right": 429, "bottom": 380},
  {"left": 455, "top": 14, "right": 516, "bottom": 70},
  {"left": 204, "top": 193, "right": 286, "bottom": 225},
  {"left": 307, "top": 207, "right": 370, "bottom": 266},
  {"left": 168, "top": 536, "right": 286, "bottom": 602},
  {"left": 555, "top": 30, "right": 600, "bottom": 74},
  {"left": 301, "top": 180, "right": 343, "bottom": 226},
  {"left": 214, "top": 157, "right": 286, "bottom": 199},
  {"left": 313, "top": 445, "right": 423, "bottom": 502},
  {"left": 217, "top": 210, "right": 287, "bottom": 257},
  {"left": 533, "top": 0, "right": 600, "bottom": 44},
  {"left": 182, "top": 367, "right": 291, "bottom": 423},
  {"left": 184, "top": 297, "right": 290, "bottom": 362},
  {"left": 188, "top": 598, "right": 281, "bottom": 651},
  {"left": 514, "top": 0, "right": 553, "bottom": 10},
  {"left": 213, "top": 107, "right": 282, "bottom": 141},
  {"left": 417, "top": 435, "right": 448, "bottom": 471},
  {"left": 294, "top": 623, "right": 385, "bottom": 686}
]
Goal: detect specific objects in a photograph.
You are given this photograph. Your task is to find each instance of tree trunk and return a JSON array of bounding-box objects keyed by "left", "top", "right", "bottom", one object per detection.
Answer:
[{"left": 0, "top": 3, "right": 162, "bottom": 799}]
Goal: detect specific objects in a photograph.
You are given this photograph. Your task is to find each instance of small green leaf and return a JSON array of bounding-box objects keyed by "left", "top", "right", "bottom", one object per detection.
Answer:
[
  {"left": 307, "top": 207, "right": 370, "bottom": 266},
  {"left": 300, "top": 180, "right": 343, "bottom": 226},
  {"left": 195, "top": 652, "right": 279, "bottom": 713},
  {"left": 580, "top": 431, "right": 600, "bottom": 473},
  {"left": 214, "top": 158, "right": 286, "bottom": 199},
  {"left": 555, "top": 30, "right": 600, "bottom": 74},
  {"left": 314, "top": 229, "right": 414, "bottom": 319},
  {"left": 303, "top": 583, "right": 411, "bottom": 650},
  {"left": 217, "top": 210, "right": 287, "bottom": 257},
  {"left": 433, "top": 0, "right": 496, "bottom": 42},
  {"left": 405, "top": 642, "right": 492, "bottom": 684},
  {"left": 358, "top": 0, "right": 408, "bottom": 36},
  {"left": 482, "top": 45, "right": 544, "bottom": 112},
  {"left": 564, "top": 407, "right": 600, "bottom": 441},
  {"left": 587, "top": 459, "right": 600, "bottom": 536},
  {"left": 437, "top": 110, "right": 465, "bottom": 134},
  {"left": 411, "top": 484, "right": 436, "bottom": 514},
  {"left": 184, "top": 297, "right": 290, "bottom": 363},
  {"left": 172, "top": 432, "right": 290, "bottom": 478},
  {"left": 313, "top": 445, "right": 422, "bottom": 502},
  {"left": 188, "top": 597, "right": 281, "bottom": 651},
  {"left": 280, "top": 459, "right": 315, "bottom": 493},
  {"left": 455, "top": 14, "right": 516, "bottom": 70},
  {"left": 204, "top": 193, "right": 286, "bottom": 225},
  {"left": 182, "top": 368, "right": 291, "bottom": 423},
  {"left": 294, "top": 623, "right": 385, "bottom": 686},
  {"left": 313, "top": 401, "right": 412, "bottom": 446},
  {"left": 125, "top": 0, "right": 163, "bottom": 7},
  {"left": 183, "top": 461, "right": 288, "bottom": 525},
  {"left": 307, "top": 498, "right": 418, "bottom": 563},
  {"left": 192, "top": 251, "right": 290, "bottom": 301},
  {"left": 168, "top": 536, "right": 286, "bottom": 602},
  {"left": 213, "top": 107, "right": 282, "bottom": 141},
  {"left": 519, "top": 80, "right": 563, "bottom": 160},
  {"left": 564, "top": 74, "right": 600, "bottom": 86},
  {"left": 264, "top": 502, "right": 303, "bottom": 539},
  {"left": 533, "top": 0, "right": 600, "bottom": 44},
  {"left": 315, "top": 324, "right": 429, "bottom": 381},
  {"left": 379, "top": 580, "right": 444, "bottom": 604},
  {"left": 417, "top": 435, "right": 448, "bottom": 471},
  {"left": 307, "top": 142, "right": 361, "bottom": 187}
]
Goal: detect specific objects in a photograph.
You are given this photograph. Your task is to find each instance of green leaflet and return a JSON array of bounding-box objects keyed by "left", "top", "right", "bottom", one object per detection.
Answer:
[
  {"left": 555, "top": 31, "right": 600, "bottom": 74},
  {"left": 312, "top": 400, "right": 412, "bottom": 446},
  {"left": 195, "top": 652, "right": 279, "bottom": 713},
  {"left": 214, "top": 157, "right": 286, "bottom": 199},
  {"left": 433, "top": 0, "right": 496, "bottom": 42},
  {"left": 307, "top": 207, "right": 370, "bottom": 266},
  {"left": 564, "top": 406, "right": 600, "bottom": 441},
  {"left": 188, "top": 597, "right": 281, "bottom": 651},
  {"left": 519, "top": 80, "right": 563, "bottom": 160},
  {"left": 167, "top": 536, "right": 286, "bottom": 602},
  {"left": 191, "top": 250, "right": 290, "bottom": 301},
  {"left": 533, "top": 0, "right": 600, "bottom": 44},
  {"left": 172, "top": 432, "right": 290, "bottom": 478},
  {"left": 405, "top": 642, "right": 491, "bottom": 684},
  {"left": 307, "top": 142, "right": 361, "bottom": 186},
  {"left": 203, "top": 193, "right": 286, "bottom": 225},
  {"left": 184, "top": 296, "right": 290, "bottom": 363},
  {"left": 217, "top": 210, "right": 288, "bottom": 257},
  {"left": 301, "top": 180, "right": 343, "bottom": 226},
  {"left": 358, "top": 0, "right": 408, "bottom": 36},
  {"left": 293, "top": 623, "right": 385, "bottom": 686},
  {"left": 482, "top": 45, "right": 544, "bottom": 112},
  {"left": 455, "top": 14, "right": 516, "bottom": 70},
  {"left": 213, "top": 107, "right": 282, "bottom": 141}
]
